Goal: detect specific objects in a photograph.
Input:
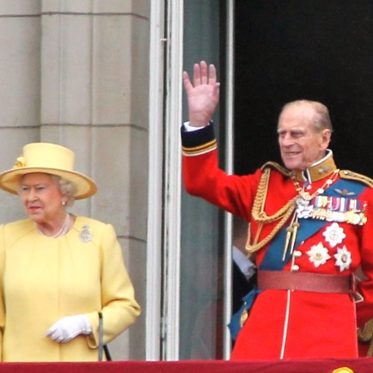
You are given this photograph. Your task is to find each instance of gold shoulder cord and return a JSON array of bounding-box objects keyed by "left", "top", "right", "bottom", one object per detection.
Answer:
[
  {"left": 246, "top": 167, "right": 297, "bottom": 254},
  {"left": 339, "top": 170, "right": 373, "bottom": 188}
]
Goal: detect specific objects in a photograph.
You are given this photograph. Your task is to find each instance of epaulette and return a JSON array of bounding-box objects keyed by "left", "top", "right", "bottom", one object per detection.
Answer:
[
  {"left": 260, "top": 161, "right": 290, "bottom": 177},
  {"left": 339, "top": 169, "right": 373, "bottom": 188}
]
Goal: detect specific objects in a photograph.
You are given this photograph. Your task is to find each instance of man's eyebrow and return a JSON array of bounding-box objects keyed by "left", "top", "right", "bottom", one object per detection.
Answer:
[{"left": 277, "top": 128, "right": 304, "bottom": 134}]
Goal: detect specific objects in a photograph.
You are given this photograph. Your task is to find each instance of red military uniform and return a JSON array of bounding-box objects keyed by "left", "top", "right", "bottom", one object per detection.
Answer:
[{"left": 181, "top": 123, "right": 373, "bottom": 360}]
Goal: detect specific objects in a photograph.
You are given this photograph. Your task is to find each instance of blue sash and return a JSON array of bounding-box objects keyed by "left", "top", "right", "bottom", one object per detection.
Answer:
[
  {"left": 259, "top": 178, "right": 366, "bottom": 270},
  {"left": 228, "top": 288, "right": 259, "bottom": 340}
]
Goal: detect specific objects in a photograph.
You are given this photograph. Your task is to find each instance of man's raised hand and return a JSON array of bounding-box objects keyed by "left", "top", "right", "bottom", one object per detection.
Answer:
[{"left": 183, "top": 60, "right": 220, "bottom": 126}]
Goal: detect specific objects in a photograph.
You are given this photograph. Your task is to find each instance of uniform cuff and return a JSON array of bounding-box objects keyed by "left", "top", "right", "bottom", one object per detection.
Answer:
[{"left": 181, "top": 121, "right": 217, "bottom": 156}]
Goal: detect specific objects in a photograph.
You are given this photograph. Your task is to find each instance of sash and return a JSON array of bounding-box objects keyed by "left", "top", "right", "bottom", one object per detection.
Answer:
[
  {"left": 259, "top": 179, "right": 366, "bottom": 270},
  {"left": 228, "top": 288, "right": 259, "bottom": 340}
]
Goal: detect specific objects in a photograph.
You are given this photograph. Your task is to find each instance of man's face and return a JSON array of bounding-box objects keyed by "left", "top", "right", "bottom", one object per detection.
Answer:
[{"left": 277, "top": 105, "right": 331, "bottom": 171}]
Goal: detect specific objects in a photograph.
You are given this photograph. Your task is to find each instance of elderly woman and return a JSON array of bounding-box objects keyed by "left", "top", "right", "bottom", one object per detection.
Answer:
[{"left": 0, "top": 142, "right": 141, "bottom": 361}]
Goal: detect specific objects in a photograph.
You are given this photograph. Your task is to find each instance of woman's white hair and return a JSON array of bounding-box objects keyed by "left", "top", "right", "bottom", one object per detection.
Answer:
[{"left": 51, "top": 175, "right": 76, "bottom": 207}]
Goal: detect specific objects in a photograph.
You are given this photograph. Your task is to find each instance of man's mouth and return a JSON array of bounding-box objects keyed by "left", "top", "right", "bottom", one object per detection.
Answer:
[{"left": 283, "top": 151, "right": 300, "bottom": 157}]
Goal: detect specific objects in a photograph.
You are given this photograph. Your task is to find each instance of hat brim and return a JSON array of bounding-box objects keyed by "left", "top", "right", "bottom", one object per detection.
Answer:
[{"left": 0, "top": 167, "right": 97, "bottom": 199}]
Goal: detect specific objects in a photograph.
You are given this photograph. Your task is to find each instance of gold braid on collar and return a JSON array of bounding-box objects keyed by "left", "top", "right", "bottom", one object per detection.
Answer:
[{"left": 246, "top": 167, "right": 296, "bottom": 254}]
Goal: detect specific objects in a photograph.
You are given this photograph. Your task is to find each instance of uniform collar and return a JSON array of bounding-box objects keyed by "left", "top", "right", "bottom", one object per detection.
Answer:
[{"left": 291, "top": 149, "right": 337, "bottom": 183}]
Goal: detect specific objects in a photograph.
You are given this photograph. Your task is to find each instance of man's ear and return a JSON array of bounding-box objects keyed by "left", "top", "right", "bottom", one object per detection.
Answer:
[{"left": 321, "top": 129, "right": 332, "bottom": 147}]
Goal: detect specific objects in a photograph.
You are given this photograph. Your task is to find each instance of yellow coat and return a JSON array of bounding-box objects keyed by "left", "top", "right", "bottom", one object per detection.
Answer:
[{"left": 0, "top": 216, "right": 141, "bottom": 361}]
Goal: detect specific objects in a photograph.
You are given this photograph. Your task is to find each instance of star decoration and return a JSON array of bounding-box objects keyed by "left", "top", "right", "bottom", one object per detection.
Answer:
[
  {"left": 307, "top": 243, "right": 331, "bottom": 268},
  {"left": 322, "top": 222, "right": 346, "bottom": 247},
  {"left": 334, "top": 245, "right": 352, "bottom": 272}
]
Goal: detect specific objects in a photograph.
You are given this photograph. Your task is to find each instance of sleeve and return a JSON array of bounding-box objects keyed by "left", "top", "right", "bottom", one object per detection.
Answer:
[
  {"left": 0, "top": 226, "right": 5, "bottom": 361},
  {"left": 86, "top": 223, "right": 141, "bottom": 347},
  {"left": 356, "top": 189, "right": 373, "bottom": 323},
  {"left": 356, "top": 189, "right": 373, "bottom": 355},
  {"left": 181, "top": 123, "right": 261, "bottom": 221}
]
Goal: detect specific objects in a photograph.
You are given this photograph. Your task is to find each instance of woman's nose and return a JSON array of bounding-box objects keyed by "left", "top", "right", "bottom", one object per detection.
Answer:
[{"left": 26, "top": 189, "right": 36, "bottom": 201}]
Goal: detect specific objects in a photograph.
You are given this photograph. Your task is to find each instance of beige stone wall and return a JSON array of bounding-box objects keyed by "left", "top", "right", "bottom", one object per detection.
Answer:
[{"left": 0, "top": 0, "right": 149, "bottom": 360}]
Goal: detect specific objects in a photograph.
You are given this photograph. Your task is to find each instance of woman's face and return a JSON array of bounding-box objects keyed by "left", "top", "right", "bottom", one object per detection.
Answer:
[{"left": 19, "top": 173, "right": 66, "bottom": 224}]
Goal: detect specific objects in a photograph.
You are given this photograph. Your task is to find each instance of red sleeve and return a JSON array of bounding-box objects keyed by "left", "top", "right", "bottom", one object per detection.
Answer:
[
  {"left": 356, "top": 188, "right": 373, "bottom": 328},
  {"left": 181, "top": 123, "right": 261, "bottom": 221}
]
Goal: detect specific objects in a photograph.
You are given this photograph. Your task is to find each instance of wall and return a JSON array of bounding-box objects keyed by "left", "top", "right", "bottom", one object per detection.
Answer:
[{"left": 0, "top": 0, "right": 149, "bottom": 360}]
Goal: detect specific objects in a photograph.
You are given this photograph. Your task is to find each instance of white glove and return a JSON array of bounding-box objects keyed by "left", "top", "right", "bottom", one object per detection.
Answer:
[{"left": 46, "top": 314, "right": 92, "bottom": 343}]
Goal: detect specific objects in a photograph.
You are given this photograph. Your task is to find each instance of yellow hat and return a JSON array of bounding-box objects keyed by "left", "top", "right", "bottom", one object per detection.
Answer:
[{"left": 0, "top": 142, "right": 97, "bottom": 199}]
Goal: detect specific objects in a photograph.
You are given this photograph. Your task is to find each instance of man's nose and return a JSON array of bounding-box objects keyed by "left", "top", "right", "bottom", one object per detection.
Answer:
[{"left": 280, "top": 134, "right": 293, "bottom": 146}]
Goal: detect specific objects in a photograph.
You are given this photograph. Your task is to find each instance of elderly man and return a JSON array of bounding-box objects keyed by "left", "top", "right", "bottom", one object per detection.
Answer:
[{"left": 181, "top": 60, "right": 373, "bottom": 360}]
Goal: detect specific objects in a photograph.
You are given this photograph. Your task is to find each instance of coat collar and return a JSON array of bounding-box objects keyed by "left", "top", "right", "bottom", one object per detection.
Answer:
[{"left": 291, "top": 149, "right": 337, "bottom": 183}]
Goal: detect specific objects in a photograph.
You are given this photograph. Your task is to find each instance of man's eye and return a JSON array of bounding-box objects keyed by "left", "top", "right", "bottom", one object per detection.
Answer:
[{"left": 292, "top": 132, "right": 303, "bottom": 138}]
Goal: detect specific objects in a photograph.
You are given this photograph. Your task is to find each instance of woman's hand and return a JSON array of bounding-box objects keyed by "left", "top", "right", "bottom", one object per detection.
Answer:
[{"left": 46, "top": 314, "right": 92, "bottom": 343}]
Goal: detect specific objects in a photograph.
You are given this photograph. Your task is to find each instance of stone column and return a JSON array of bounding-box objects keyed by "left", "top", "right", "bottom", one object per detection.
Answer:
[
  {"left": 40, "top": 0, "right": 149, "bottom": 360},
  {"left": 0, "top": 0, "right": 149, "bottom": 360},
  {"left": 0, "top": 0, "right": 41, "bottom": 219}
]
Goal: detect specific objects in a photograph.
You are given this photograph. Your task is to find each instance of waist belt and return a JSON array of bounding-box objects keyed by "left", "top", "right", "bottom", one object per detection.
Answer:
[{"left": 258, "top": 270, "right": 352, "bottom": 293}]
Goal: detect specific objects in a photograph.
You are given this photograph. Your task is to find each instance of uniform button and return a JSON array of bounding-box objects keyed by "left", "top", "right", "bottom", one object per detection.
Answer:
[
  {"left": 291, "top": 264, "right": 300, "bottom": 271},
  {"left": 293, "top": 250, "right": 302, "bottom": 258}
]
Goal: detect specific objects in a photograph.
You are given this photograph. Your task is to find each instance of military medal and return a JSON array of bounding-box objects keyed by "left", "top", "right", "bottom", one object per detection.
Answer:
[
  {"left": 297, "top": 194, "right": 367, "bottom": 225},
  {"left": 240, "top": 309, "right": 248, "bottom": 327},
  {"left": 307, "top": 243, "right": 331, "bottom": 267},
  {"left": 334, "top": 245, "right": 352, "bottom": 272},
  {"left": 322, "top": 222, "right": 346, "bottom": 247}
]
